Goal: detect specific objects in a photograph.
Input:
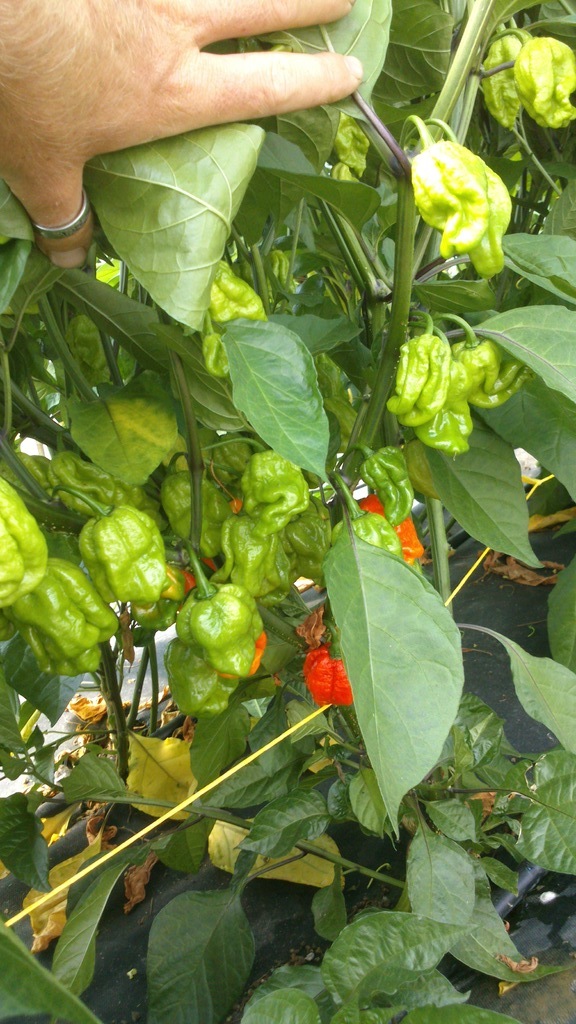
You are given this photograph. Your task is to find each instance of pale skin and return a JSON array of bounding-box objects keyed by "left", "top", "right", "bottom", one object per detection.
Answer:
[{"left": 0, "top": 0, "right": 363, "bottom": 265}]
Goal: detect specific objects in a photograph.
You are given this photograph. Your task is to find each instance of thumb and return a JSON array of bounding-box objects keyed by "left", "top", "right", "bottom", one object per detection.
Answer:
[{"left": 7, "top": 170, "right": 93, "bottom": 269}]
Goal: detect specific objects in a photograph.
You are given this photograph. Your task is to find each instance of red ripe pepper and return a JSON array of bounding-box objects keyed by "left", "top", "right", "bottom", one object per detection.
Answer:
[
  {"left": 249, "top": 630, "right": 267, "bottom": 674},
  {"left": 229, "top": 497, "right": 243, "bottom": 514},
  {"left": 303, "top": 644, "right": 353, "bottom": 706},
  {"left": 180, "top": 560, "right": 217, "bottom": 596},
  {"left": 358, "top": 495, "right": 424, "bottom": 565}
]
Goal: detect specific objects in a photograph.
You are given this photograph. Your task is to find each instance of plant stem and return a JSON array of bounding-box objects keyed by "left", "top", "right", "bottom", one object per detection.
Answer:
[
  {"left": 148, "top": 640, "right": 159, "bottom": 735},
  {"left": 250, "top": 244, "right": 271, "bottom": 317},
  {"left": 169, "top": 351, "right": 204, "bottom": 553},
  {"left": 1, "top": 346, "right": 12, "bottom": 436},
  {"left": 431, "top": 0, "right": 499, "bottom": 125},
  {"left": 258, "top": 605, "right": 307, "bottom": 649},
  {"left": 511, "top": 123, "right": 562, "bottom": 197},
  {"left": 39, "top": 296, "right": 95, "bottom": 403},
  {"left": 126, "top": 647, "right": 149, "bottom": 730},
  {"left": 0, "top": 440, "right": 49, "bottom": 501},
  {"left": 425, "top": 497, "right": 453, "bottom": 609},
  {"left": 99, "top": 642, "right": 129, "bottom": 779},
  {"left": 5, "top": 377, "right": 69, "bottom": 439},
  {"left": 287, "top": 199, "right": 304, "bottom": 285}
]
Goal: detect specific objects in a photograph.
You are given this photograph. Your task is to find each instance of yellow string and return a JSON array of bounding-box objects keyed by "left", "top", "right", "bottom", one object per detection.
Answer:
[
  {"left": 5, "top": 703, "right": 330, "bottom": 928},
  {"left": 443, "top": 474, "right": 555, "bottom": 607}
]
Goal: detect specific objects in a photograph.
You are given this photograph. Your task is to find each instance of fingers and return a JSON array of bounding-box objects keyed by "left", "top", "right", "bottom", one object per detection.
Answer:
[
  {"left": 6, "top": 170, "right": 92, "bottom": 268},
  {"left": 192, "top": 0, "right": 356, "bottom": 48},
  {"left": 161, "top": 51, "right": 363, "bottom": 134}
]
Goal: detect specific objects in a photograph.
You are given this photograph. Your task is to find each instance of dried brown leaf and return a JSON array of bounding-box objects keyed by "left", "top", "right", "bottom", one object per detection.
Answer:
[
  {"left": 123, "top": 851, "right": 158, "bottom": 913},
  {"left": 67, "top": 695, "right": 108, "bottom": 725},
  {"left": 496, "top": 954, "right": 539, "bottom": 973},
  {"left": 296, "top": 607, "right": 326, "bottom": 649},
  {"left": 529, "top": 506, "right": 576, "bottom": 532},
  {"left": 120, "top": 609, "right": 135, "bottom": 665},
  {"left": 469, "top": 791, "right": 496, "bottom": 817},
  {"left": 86, "top": 814, "right": 117, "bottom": 849},
  {"left": 483, "top": 551, "right": 561, "bottom": 586}
]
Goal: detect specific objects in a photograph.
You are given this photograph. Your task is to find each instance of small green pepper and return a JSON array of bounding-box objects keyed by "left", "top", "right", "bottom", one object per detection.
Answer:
[
  {"left": 334, "top": 112, "right": 370, "bottom": 178},
  {"left": 209, "top": 261, "right": 267, "bottom": 323},
  {"left": 514, "top": 36, "right": 576, "bottom": 129},
  {"left": 165, "top": 639, "right": 238, "bottom": 717},
  {"left": 360, "top": 447, "right": 414, "bottom": 527},
  {"left": 241, "top": 451, "right": 309, "bottom": 538},
  {"left": 160, "top": 473, "right": 232, "bottom": 556},
  {"left": 65, "top": 314, "right": 110, "bottom": 386},
  {"left": 282, "top": 497, "right": 332, "bottom": 584},
  {"left": 332, "top": 512, "right": 403, "bottom": 557},
  {"left": 47, "top": 451, "right": 162, "bottom": 525},
  {"left": 176, "top": 582, "right": 263, "bottom": 677},
  {"left": 0, "top": 478, "right": 48, "bottom": 608},
  {"left": 131, "top": 599, "right": 178, "bottom": 632},
  {"left": 387, "top": 334, "right": 452, "bottom": 425},
  {"left": 202, "top": 331, "right": 230, "bottom": 379},
  {"left": 482, "top": 32, "right": 531, "bottom": 128},
  {"left": 414, "top": 400, "right": 473, "bottom": 455},
  {"left": 79, "top": 506, "right": 169, "bottom": 605},
  {"left": 213, "top": 515, "right": 292, "bottom": 606}
]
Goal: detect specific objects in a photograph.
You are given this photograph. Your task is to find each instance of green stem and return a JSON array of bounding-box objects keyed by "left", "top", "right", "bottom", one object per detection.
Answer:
[
  {"left": 99, "top": 643, "right": 129, "bottom": 779},
  {"left": 169, "top": 351, "right": 204, "bottom": 553},
  {"left": 52, "top": 485, "right": 110, "bottom": 518},
  {"left": 186, "top": 547, "right": 217, "bottom": 599},
  {"left": 5, "top": 377, "right": 69, "bottom": 439},
  {"left": 148, "top": 641, "right": 159, "bottom": 735},
  {"left": 100, "top": 332, "right": 124, "bottom": 387},
  {"left": 511, "top": 123, "right": 562, "bottom": 197},
  {"left": 126, "top": 647, "right": 150, "bottom": 730},
  {"left": 287, "top": 199, "right": 304, "bottom": 285},
  {"left": 1, "top": 346, "right": 12, "bottom": 436},
  {"left": 425, "top": 497, "right": 453, "bottom": 609},
  {"left": 39, "top": 296, "right": 95, "bottom": 403},
  {"left": 250, "top": 244, "right": 271, "bottom": 317},
  {"left": 0, "top": 441, "right": 49, "bottom": 501},
  {"left": 257, "top": 605, "right": 307, "bottom": 649},
  {"left": 431, "top": 0, "right": 499, "bottom": 125}
]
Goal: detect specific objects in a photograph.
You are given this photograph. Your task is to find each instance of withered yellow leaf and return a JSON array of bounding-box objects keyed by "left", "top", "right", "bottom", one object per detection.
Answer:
[
  {"left": 208, "top": 821, "right": 342, "bottom": 888},
  {"left": 41, "top": 805, "right": 79, "bottom": 846},
  {"left": 127, "top": 734, "right": 197, "bottom": 820},
  {"left": 23, "top": 835, "right": 102, "bottom": 952}
]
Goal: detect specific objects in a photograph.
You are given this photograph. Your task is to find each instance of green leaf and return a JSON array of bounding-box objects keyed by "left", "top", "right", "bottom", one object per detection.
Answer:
[
  {"left": 406, "top": 829, "right": 475, "bottom": 925},
  {"left": 258, "top": 106, "right": 340, "bottom": 172},
  {"left": 544, "top": 179, "right": 576, "bottom": 238},
  {"left": 241, "top": 790, "right": 330, "bottom": 857},
  {"left": 61, "top": 752, "right": 127, "bottom": 803},
  {"left": 425, "top": 800, "right": 477, "bottom": 843},
  {"left": 56, "top": 270, "right": 167, "bottom": 374},
  {"left": 147, "top": 890, "right": 254, "bottom": 1024},
  {"left": 154, "top": 819, "right": 213, "bottom": 874},
  {"left": 243, "top": 964, "right": 331, "bottom": 1018},
  {"left": 413, "top": 279, "right": 495, "bottom": 314},
  {"left": 0, "top": 793, "right": 48, "bottom": 890},
  {"left": 479, "top": 305, "right": 576, "bottom": 406},
  {"left": 312, "top": 865, "right": 347, "bottom": 941},
  {"left": 388, "top": 969, "right": 468, "bottom": 1011},
  {"left": 69, "top": 370, "right": 177, "bottom": 485},
  {"left": 376, "top": 0, "right": 452, "bottom": 104},
  {"left": 223, "top": 320, "right": 329, "bottom": 477},
  {"left": 405, "top": 1007, "right": 525, "bottom": 1023},
  {"left": 0, "top": 921, "right": 104, "bottom": 1023},
  {"left": 242, "top": 990, "right": 321, "bottom": 1024},
  {"left": 270, "top": 314, "right": 361, "bottom": 356},
  {"left": 449, "top": 861, "right": 562, "bottom": 981},
  {"left": 349, "top": 768, "right": 389, "bottom": 837},
  {"left": 325, "top": 536, "right": 464, "bottom": 825},
  {"left": 463, "top": 626, "right": 576, "bottom": 755},
  {"left": 0, "top": 180, "right": 33, "bottom": 239},
  {"left": 0, "top": 667, "right": 25, "bottom": 753},
  {"left": 503, "top": 234, "right": 576, "bottom": 305},
  {"left": 9, "top": 249, "right": 63, "bottom": 313},
  {"left": 51, "top": 861, "right": 127, "bottom": 996},
  {"left": 480, "top": 857, "right": 518, "bottom": 894},
  {"left": 85, "top": 125, "right": 264, "bottom": 331},
  {"left": 263, "top": 0, "right": 392, "bottom": 111},
  {"left": 1, "top": 633, "right": 77, "bottom": 722},
  {"left": 190, "top": 700, "right": 251, "bottom": 788},
  {"left": 548, "top": 554, "right": 576, "bottom": 672},
  {"left": 426, "top": 420, "right": 538, "bottom": 566},
  {"left": 516, "top": 749, "right": 576, "bottom": 873},
  {"left": 209, "top": 739, "right": 305, "bottom": 809},
  {"left": 156, "top": 325, "right": 244, "bottom": 432},
  {"left": 482, "top": 378, "right": 576, "bottom": 500},
  {"left": 321, "top": 911, "right": 464, "bottom": 1005},
  {"left": 0, "top": 239, "right": 31, "bottom": 311}
]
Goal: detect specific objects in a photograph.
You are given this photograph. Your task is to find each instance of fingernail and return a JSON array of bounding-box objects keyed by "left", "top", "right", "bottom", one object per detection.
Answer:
[
  {"left": 49, "top": 248, "right": 87, "bottom": 269},
  {"left": 344, "top": 56, "right": 363, "bottom": 80}
]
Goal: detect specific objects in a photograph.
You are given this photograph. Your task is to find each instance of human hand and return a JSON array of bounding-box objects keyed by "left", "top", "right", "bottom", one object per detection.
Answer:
[{"left": 0, "top": 0, "right": 363, "bottom": 266}]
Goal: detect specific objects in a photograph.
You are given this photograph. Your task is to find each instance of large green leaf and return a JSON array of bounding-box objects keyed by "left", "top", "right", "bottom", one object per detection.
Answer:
[
  {"left": 243, "top": 964, "right": 331, "bottom": 1017},
  {"left": 263, "top": 0, "right": 392, "bottom": 111},
  {"left": 240, "top": 790, "right": 330, "bottom": 858},
  {"left": 190, "top": 699, "right": 250, "bottom": 788},
  {"left": 312, "top": 865, "right": 347, "bottom": 941},
  {"left": 147, "top": 890, "right": 254, "bottom": 1024},
  {"left": 516, "top": 749, "right": 576, "bottom": 873},
  {"left": 85, "top": 125, "right": 264, "bottom": 331},
  {"left": 405, "top": 1007, "right": 524, "bottom": 1023},
  {"left": 258, "top": 106, "right": 340, "bottom": 172},
  {"left": 0, "top": 792, "right": 48, "bottom": 890},
  {"left": 482, "top": 378, "right": 576, "bottom": 500},
  {"left": 478, "top": 305, "right": 576, "bottom": 405},
  {"left": 1, "top": 633, "right": 77, "bottom": 722},
  {"left": 413, "top": 279, "right": 495, "bottom": 315},
  {"left": 406, "top": 829, "right": 475, "bottom": 925},
  {"left": 51, "top": 861, "right": 127, "bottom": 996},
  {"left": 426, "top": 420, "right": 539, "bottom": 566},
  {"left": 223, "top": 320, "right": 329, "bottom": 477},
  {"left": 61, "top": 752, "right": 127, "bottom": 803},
  {"left": 321, "top": 911, "right": 464, "bottom": 1005},
  {"left": 0, "top": 181, "right": 33, "bottom": 240},
  {"left": 449, "top": 862, "right": 562, "bottom": 981},
  {"left": 154, "top": 819, "right": 213, "bottom": 874},
  {"left": 242, "top": 990, "right": 322, "bottom": 1024},
  {"left": 504, "top": 234, "right": 576, "bottom": 305},
  {"left": 376, "top": 0, "right": 452, "bottom": 105},
  {"left": 0, "top": 239, "right": 31, "bottom": 312},
  {"left": 56, "top": 270, "right": 167, "bottom": 373},
  {"left": 69, "top": 369, "right": 177, "bottom": 484},
  {"left": 270, "top": 313, "right": 361, "bottom": 356},
  {"left": 424, "top": 800, "right": 478, "bottom": 843},
  {"left": 544, "top": 179, "right": 576, "bottom": 238},
  {"left": 0, "top": 922, "right": 104, "bottom": 1023},
  {"left": 324, "top": 535, "right": 464, "bottom": 825},
  {"left": 460, "top": 625, "right": 576, "bottom": 754},
  {"left": 548, "top": 554, "right": 576, "bottom": 672}
]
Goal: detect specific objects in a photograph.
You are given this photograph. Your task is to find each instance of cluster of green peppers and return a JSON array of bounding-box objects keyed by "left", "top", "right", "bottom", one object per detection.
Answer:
[
  {"left": 387, "top": 333, "right": 531, "bottom": 455},
  {"left": 201, "top": 261, "right": 267, "bottom": 379},
  {"left": 482, "top": 33, "right": 576, "bottom": 130}
]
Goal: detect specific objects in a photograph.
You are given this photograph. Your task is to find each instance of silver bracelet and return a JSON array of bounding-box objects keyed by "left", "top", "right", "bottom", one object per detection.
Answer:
[{"left": 31, "top": 190, "right": 91, "bottom": 239}]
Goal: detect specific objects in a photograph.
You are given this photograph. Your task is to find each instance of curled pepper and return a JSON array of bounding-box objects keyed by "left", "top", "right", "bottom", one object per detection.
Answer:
[
  {"left": 0, "top": 478, "right": 48, "bottom": 607},
  {"left": 358, "top": 495, "right": 424, "bottom": 565},
  {"left": 131, "top": 599, "right": 178, "bottom": 632},
  {"left": 65, "top": 314, "right": 110, "bottom": 386},
  {"left": 79, "top": 505, "right": 169, "bottom": 605},
  {"left": 165, "top": 639, "right": 239, "bottom": 717},
  {"left": 202, "top": 331, "right": 229, "bottom": 379},
  {"left": 213, "top": 515, "right": 292, "bottom": 606},
  {"left": 482, "top": 32, "right": 531, "bottom": 128},
  {"left": 514, "top": 36, "right": 576, "bottom": 129},
  {"left": 334, "top": 112, "right": 369, "bottom": 178},
  {"left": 303, "top": 644, "right": 353, "bottom": 706},
  {"left": 47, "top": 451, "right": 161, "bottom": 524},
  {"left": 332, "top": 511, "right": 403, "bottom": 557},
  {"left": 176, "top": 582, "right": 263, "bottom": 677},
  {"left": 241, "top": 451, "right": 309, "bottom": 538},
  {"left": 386, "top": 334, "right": 452, "bottom": 425},
  {"left": 360, "top": 447, "right": 414, "bottom": 527},
  {"left": 160, "top": 473, "right": 232, "bottom": 557},
  {"left": 209, "top": 261, "right": 266, "bottom": 323},
  {"left": 282, "top": 497, "right": 332, "bottom": 585}
]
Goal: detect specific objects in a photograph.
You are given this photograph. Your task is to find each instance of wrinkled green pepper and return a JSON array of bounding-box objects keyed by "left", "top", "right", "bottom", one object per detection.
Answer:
[
  {"left": 282, "top": 497, "right": 332, "bottom": 584},
  {"left": 0, "top": 477, "right": 48, "bottom": 607},
  {"left": 165, "top": 639, "right": 238, "bottom": 717},
  {"left": 47, "top": 451, "right": 161, "bottom": 525},
  {"left": 332, "top": 511, "right": 403, "bottom": 557},
  {"left": 387, "top": 334, "right": 452, "bottom": 425},
  {"left": 160, "top": 472, "right": 232, "bottom": 556},
  {"left": 213, "top": 515, "right": 292, "bottom": 606},
  {"left": 414, "top": 399, "right": 474, "bottom": 455},
  {"left": 411, "top": 141, "right": 511, "bottom": 278},
  {"left": 79, "top": 506, "right": 169, "bottom": 604},
  {"left": 209, "top": 261, "right": 267, "bottom": 323},
  {"left": 482, "top": 32, "right": 530, "bottom": 128},
  {"left": 200, "top": 431, "right": 253, "bottom": 486},
  {"left": 202, "top": 331, "right": 230, "bottom": 379},
  {"left": 176, "top": 582, "right": 263, "bottom": 677},
  {"left": 241, "top": 451, "right": 309, "bottom": 537},
  {"left": 360, "top": 447, "right": 414, "bottom": 527},
  {"left": 65, "top": 314, "right": 110, "bottom": 386},
  {"left": 514, "top": 36, "right": 576, "bottom": 129},
  {"left": 5, "top": 558, "right": 118, "bottom": 676},
  {"left": 334, "top": 112, "right": 370, "bottom": 178},
  {"left": 451, "top": 340, "right": 531, "bottom": 408}
]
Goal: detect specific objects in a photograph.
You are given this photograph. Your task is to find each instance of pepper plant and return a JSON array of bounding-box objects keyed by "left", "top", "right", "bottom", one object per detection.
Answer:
[{"left": 1, "top": 2, "right": 576, "bottom": 1022}]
